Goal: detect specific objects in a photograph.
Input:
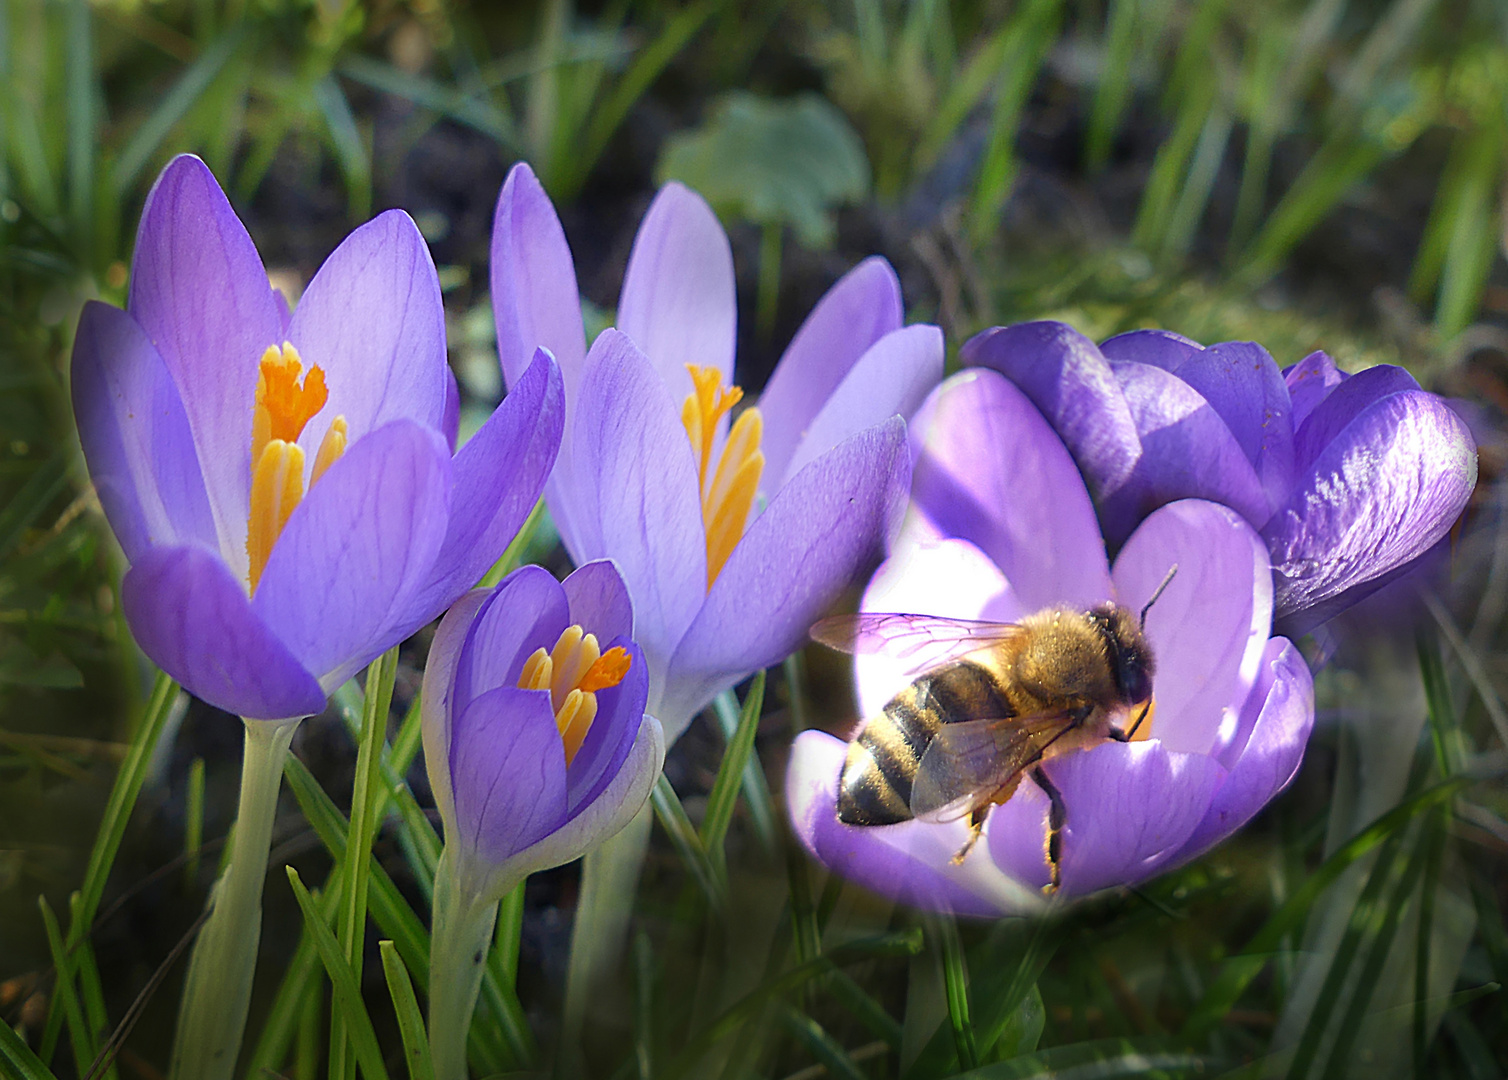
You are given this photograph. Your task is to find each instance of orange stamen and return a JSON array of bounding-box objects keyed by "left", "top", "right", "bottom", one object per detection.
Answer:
[
  {"left": 680, "top": 364, "right": 764, "bottom": 589},
  {"left": 516, "top": 625, "right": 633, "bottom": 765},
  {"left": 247, "top": 441, "right": 305, "bottom": 591}
]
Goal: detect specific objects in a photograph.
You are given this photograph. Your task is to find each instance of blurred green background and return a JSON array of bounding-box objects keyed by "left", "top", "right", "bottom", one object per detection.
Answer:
[{"left": 4, "top": 0, "right": 1508, "bottom": 1077}]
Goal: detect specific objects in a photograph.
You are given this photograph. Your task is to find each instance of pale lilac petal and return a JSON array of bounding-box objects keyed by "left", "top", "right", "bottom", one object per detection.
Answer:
[
  {"left": 252, "top": 420, "right": 450, "bottom": 688},
  {"left": 1291, "top": 365, "right": 1419, "bottom": 471},
  {"left": 779, "top": 324, "right": 943, "bottom": 490},
  {"left": 121, "top": 545, "right": 324, "bottom": 720},
  {"left": 1263, "top": 391, "right": 1477, "bottom": 618},
  {"left": 961, "top": 322, "right": 1140, "bottom": 534},
  {"left": 563, "top": 560, "right": 635, "bottom": 643},
  {"left": 787, "top": 731, "right": 1041, "bottom": 916},
  {"left": 1285, "top": 350, "right": 1346, "bottom": 428},
  {"left": 1112, "top": 500, "right": 1272, "bottom": 756},
  {"left": 570, "top": 330, "right": 706, "bottom": 685},
  {"left": 566, "top": 638, "right": 647, "bottom": 815},
  {"left": 661, "top": 419, "right": 911, "bottom": 740},
  {"left": 401, "top": 348, "right": 563, "bottom": 624},
  {"left": 904, "top": 369, "right": 1112, "bottom": 612},
  {"left": 442, "top": 364, "right": 461, "bottom": 452},
  {"left": 497, "top": 714, "right": 663, "bottom": 885},
  {"left": 126, "top": 155, "right": 282, "bottom": 577},
  {"left": 71, "top": 301, "right": 217, "bottom": 560},
  {"left": 854, "top": 539, "right": 1024, "bottom": 719},
  {"left": 421, "top": 588, "right": 492, "bottom": 829},
  {"left": 983, "top": 781, "right": 1053, "bottom": 892},
  {"left": 449, "top": 686, "right": 568, "bottom": 864},
  {"left": 1046, "top": 741, "right": 1225, "bottom": 895},
  {"left": 617, "top": 183, "right": 737, "bottom": 404},
  {"left": 454, "top": 566, "right": 568, "bottom": 710},
  {"left": 759, "top": 257, "right": 904, "bottom": 484},
  {"left": 1174, "top": 639, "right": 1314, "bottom": 861},
  {"left": 287, "top": 210, "right": 449, "bottom": 448}
]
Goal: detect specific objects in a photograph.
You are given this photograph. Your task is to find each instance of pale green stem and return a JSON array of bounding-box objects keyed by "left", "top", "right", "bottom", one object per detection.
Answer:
[
  {"left": 170, "top": 718, "right": 299, "bottom": 1080},
  {"left": 428, "top": 848, "right": 502, "bottom": 1080}
]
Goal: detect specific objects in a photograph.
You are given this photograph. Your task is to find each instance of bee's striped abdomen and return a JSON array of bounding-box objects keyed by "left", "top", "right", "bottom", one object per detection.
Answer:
[{"left": 837, "top": 659, "right": 1014, "bottom": 826}]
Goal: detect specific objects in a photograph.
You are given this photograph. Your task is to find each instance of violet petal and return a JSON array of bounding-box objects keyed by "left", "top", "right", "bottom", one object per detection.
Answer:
[
  {"left": 1291, "top": 364, "right": 1420, "bottom": 472},
  {"left": 562, "top": 559, "right": 635, "bottom": 644},
  {"left": 565, "top": 638, "right": 648, "bottom": 816},
  {"left": 454, "top": 566, "right": 568, "bottom": 710},
  {"left": 1285, "top": 350, "right": 1346, "bottom": 428},
  {"left": 420, "top": 588, "right": 492, "bottom": 828}
]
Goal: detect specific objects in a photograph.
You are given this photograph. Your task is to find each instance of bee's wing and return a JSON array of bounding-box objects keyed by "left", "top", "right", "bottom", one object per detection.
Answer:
[
  {"left": 810, "top": 613, "right": 1025, "bottom": 662},
  {"left": 910, "top": 713, "right": 1079, "bottom": 824}
]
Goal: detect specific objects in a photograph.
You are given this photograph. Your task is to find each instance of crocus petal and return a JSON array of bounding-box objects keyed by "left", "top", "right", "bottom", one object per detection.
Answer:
[
  {"left": 1174, "top": 638, "right": 1314, "bottom": 861},
  {"left": 1112, "top": 500, "right": 1272, "bottom": 756},
  {"left": 562, "top": 560, "right": 635, "bottom": 644},
  {"left": 1263, "top": 391, "right": 1477, "bottom": 617},
  {"left": 1045, "top": 740, "right": 1225, "bottom": 895},
  {"left": 1109, "top": 361, "right": 1271, "bottom": 532},
  {"left": 661, "top": 418, "right": 911, "bottom": 739},
  {"left": 1098, "top": 328, "right": 1204, "bottom": 367},
  {"left": 1285, "top": 350, "right": 1346, "bottom": 428},
  {"left": 961, "top": 322, "right": 1141, "bottom": 529},
  {"left": 570, "top": 330, "right": 706, "bottom": 684},
  {"left": 779, "top": 324, "right": 943, "bottom": 490},
  {"left": 442, "top": 365, "right": 461, "bottom": 452},
  {"left": 449, "top": 686, "right": 568, "bottom": 865},
  {"left": 400, "top": 348, "right": 563, "bottom": 625},
  {"left": 287, "top": 209, "right": 449, "bottom": 446},
  {"left": 126, "top": 155, "right": 282, "bottom": 576},
  {"left": 421, "top": 588, "right": 492, "bottom": 831},
  {"left": 617, "top": 183, "right": 737, "bottom": 402},
  {"left": 252, "top": 420, "right": 450, "bottom": 689},
  {"left": 566, "top": 638, "right": 648, "bottom": 815},
  {"left": 759, "top": 257, "right": 905, "bottom": 485},
  {"left": 787, "top": 731, "right": 1042, "bottom": 917},
  {"left": 453, "top": 566, "right": 568, "bottom": 711},
  {"left": 121, "top": 545, "right": 325, "bottom": 720},
  {"left": 1290, "top": 365, "right": 1420, "bottom": 472},
  {"left": 71, "top": 301, "right": 217, "bottom": 561},
  {"left": 495, "top": 714, "right": 664, "bottom": 886},
  {"left": 904, "top": 369, "right": 1113, "bottom": 612},
  {"left": 854, "top": 538, "right": 1024, "bottom": 719}
]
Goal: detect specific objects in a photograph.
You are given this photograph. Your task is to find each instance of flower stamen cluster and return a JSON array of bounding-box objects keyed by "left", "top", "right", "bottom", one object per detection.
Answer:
[
  {"left": 247, "top": 344, "right": 347, "bottom": 591},
  {"left": 680, "top": 363, "right": 764, "bottom": 587},
  {"left": 518, "top": 624, "right": 632, "bottom": 763}
]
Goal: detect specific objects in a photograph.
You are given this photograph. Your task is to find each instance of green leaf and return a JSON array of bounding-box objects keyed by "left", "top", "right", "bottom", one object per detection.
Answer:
[
  {"left": 39, "top": 894, "right": 94, "bottom": 1077},
  {"left": 658, "top": 92, "right": 869, "bottom": 248},
  {"left": 314, "top": 74, "right": 371, "bottom": 222},
  {"left": 701, "top": 670, "right": 765, "bottom": 865},
  {"left": 779, "top": 1005, "right": 869, "bottom": 1080},
  {"left": 0, "top": 1015, "right": 56, "bottom": 1080},
  {"left": 650, "top": 773, "right": 726, "bottom": 910},
  {"left": 284, "top": 867, "right": 391, "bottom": 1080},
  {"left": 379, "top": 941, "right": 435, "bottom": 1080},
  {"left": 710, "top": 686, "right": 777, "bottom": 854},
  {"left": 245, "top": 878, "right": 341, "bottom": 1079}
]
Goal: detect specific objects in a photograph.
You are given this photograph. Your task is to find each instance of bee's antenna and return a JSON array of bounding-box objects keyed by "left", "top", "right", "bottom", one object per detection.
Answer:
[{"left": 1139, "top": 564, "right": 1179, "bottom": 629}]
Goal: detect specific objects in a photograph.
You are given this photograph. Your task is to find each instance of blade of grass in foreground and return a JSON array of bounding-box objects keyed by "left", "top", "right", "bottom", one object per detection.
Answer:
[{"left": 379, "top": 940, "right": 435, "bottom": 1080}]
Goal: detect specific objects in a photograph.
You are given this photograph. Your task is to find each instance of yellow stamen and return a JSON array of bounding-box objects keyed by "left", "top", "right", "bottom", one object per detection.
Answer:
[
  {"left": 517, "top": 624, "right": 633, "bottom": 765},
  {"left": 247, "top": 440, "right": 305, "bottom": 591},
  {"left": 680, "top": 364, "right": 764, "bottom": 589},
  {"left": 245, "top": 343, "right": 344, "bottom": 591}
]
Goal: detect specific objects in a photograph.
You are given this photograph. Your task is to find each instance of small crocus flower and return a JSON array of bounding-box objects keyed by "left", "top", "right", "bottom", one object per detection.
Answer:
[
  {"left": 71, "top": 155, "right": 564, "bottom": 721},
  {"left": 491, "top": 163, "right": 939, "bottom": 740},
  {"left": 961, "top": 322, "right": 1477, "bottom": 634},
  {"left": 421, "top": 561, "right": 663, "bottom": 1080},
  {"left": 787, "top": 369, "right": 1315, "bottom": 915}
]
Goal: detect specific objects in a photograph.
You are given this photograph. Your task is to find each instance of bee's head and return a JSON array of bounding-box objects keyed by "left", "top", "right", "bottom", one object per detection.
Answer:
[{"left": 1092, "top": 603, "right": 1155, "bottom": 707}]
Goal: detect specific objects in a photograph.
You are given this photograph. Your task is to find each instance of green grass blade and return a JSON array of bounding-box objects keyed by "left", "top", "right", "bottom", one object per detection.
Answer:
[
  {"left": 313, "top": 73, "right": 371, "bottom": 222},
  {"left": 779, "top": 1004, "right": 869, "bottom": 1080},
  {"left": 284, "top": 867, "right": 390, "bottom": 1080},
  {"left": 495, "top": 879, "right": 524, "bottom": 985},
  {"left": 1085, "top": 0, "right": 1139, "bottom": 172},
  {"left": 115, "top": 28, "right": 242, "bottom": 194},
  {"left": 1161, "top": 105, "right": 1233, "bottom": 260},
  {"left": 914, "top": 19, "right": 1016, "bottom": 175},
  {"left": 0, "top": 453, "right": 68, "bottom": 560},
  {"left": 825, "top": 967, "right": 903, "bottom": 1048},
  {"left": 184, "top": 757, "right": 205, "bottom": 888},
  {"left": 65, "top": 0, "right": 92, "bottom": 252},
  {"left": 710, "top": 686, "right": 777, "bottom": 855},
  {"left": 935, "top": 914, "right": 978, "bottom": 1070},
  {"left": 0, "top": 1015, "right": 56, "bottom": 1080},
  {"left": 67, "top": 894, "right": 114, "bottom": 1080},
  {"left": 701, "top": 670, "right": 765, "bottom": 862},
  {"left": 335, "top": 55, "right": 517, "bottom": 148},
  {"left": 245, "top": 877, "right": 342, "bottom": 1080},
  {"left": 651, "top": 772, "right": 727, "bottom": 910},
  {"left": 1433, "top": 126, "right": 1501, "bottom": 339},
  {"left": 379, "top": 941, "right": 434, "bottom": 1080},
  {"left": 39, "top": 895, "right": 93, "bottom": 1077}
]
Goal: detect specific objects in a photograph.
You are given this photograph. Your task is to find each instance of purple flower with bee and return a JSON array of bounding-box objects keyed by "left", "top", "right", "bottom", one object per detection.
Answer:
[
  {"left": 787, "top": 368, "right": 1315, "bottom": 914},
  {"left": 962, "top": 322, "right": 1477, "bottom": 634}
]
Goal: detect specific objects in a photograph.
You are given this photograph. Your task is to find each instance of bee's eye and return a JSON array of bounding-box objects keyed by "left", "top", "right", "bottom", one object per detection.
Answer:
[{"left": 1120, "top": 658, "right": 1152, "bottom": 704}]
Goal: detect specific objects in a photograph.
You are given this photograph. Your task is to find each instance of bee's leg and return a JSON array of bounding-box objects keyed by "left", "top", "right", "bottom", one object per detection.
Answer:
[
  {"left": 951, "top": 805, "right": 991, "bottom": 864},
  {"left": 1031, "top": 766, "right": 1066, "bottom": 894}
]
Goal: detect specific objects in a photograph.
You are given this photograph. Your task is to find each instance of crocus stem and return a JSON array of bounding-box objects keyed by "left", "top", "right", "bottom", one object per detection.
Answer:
[
  {"left": 429, "top": 849, "right": 501, "bottom": 1080},
  {"left": 170, "top": 718, "right": 299, "bottom": 1080}
]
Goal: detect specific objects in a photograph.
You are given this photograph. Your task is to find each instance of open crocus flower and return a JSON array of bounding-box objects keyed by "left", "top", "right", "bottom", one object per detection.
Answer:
[
  {"left": 491, "top": 163, "right": 937, "bottom": 741},
  {"left": 421, "top": 561, "right": 662, "bottom": 1080},
  {"left": 962, "top": 322, "right": 1477, "bottom": 635},
  {"left": 71, "top": 155, "right": 564, "bottom": 721},
  {"left": 787, "top": 369, "right": 1315, "bottom": 915}
]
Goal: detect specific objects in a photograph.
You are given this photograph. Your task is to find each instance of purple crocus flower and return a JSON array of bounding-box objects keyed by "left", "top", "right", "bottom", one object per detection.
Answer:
[
  {"left": 421, "top": 561, "right": 663, "bottom": 1079},
  {"left": 787, "top": 369, "right": 1315, "bottom": 915},
  {"left": 491, "top": 163, "right": 938, "bottom": 740},
  {"left": 962, "top": 322, "right": 1477, "bottom": 634},
  {"left": 71, "top": 155, "right": 564, "bottom": 721}
]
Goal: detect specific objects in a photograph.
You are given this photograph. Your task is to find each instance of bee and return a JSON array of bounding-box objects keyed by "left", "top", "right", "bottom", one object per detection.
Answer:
[{"left": 810, "top": 568, "right": 1176, "bottom": 893}]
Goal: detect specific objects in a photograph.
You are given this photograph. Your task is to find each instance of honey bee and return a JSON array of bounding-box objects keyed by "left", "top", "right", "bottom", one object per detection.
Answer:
[{"left": 810, "top": 568, "right": 1176, "bottom": 892}]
